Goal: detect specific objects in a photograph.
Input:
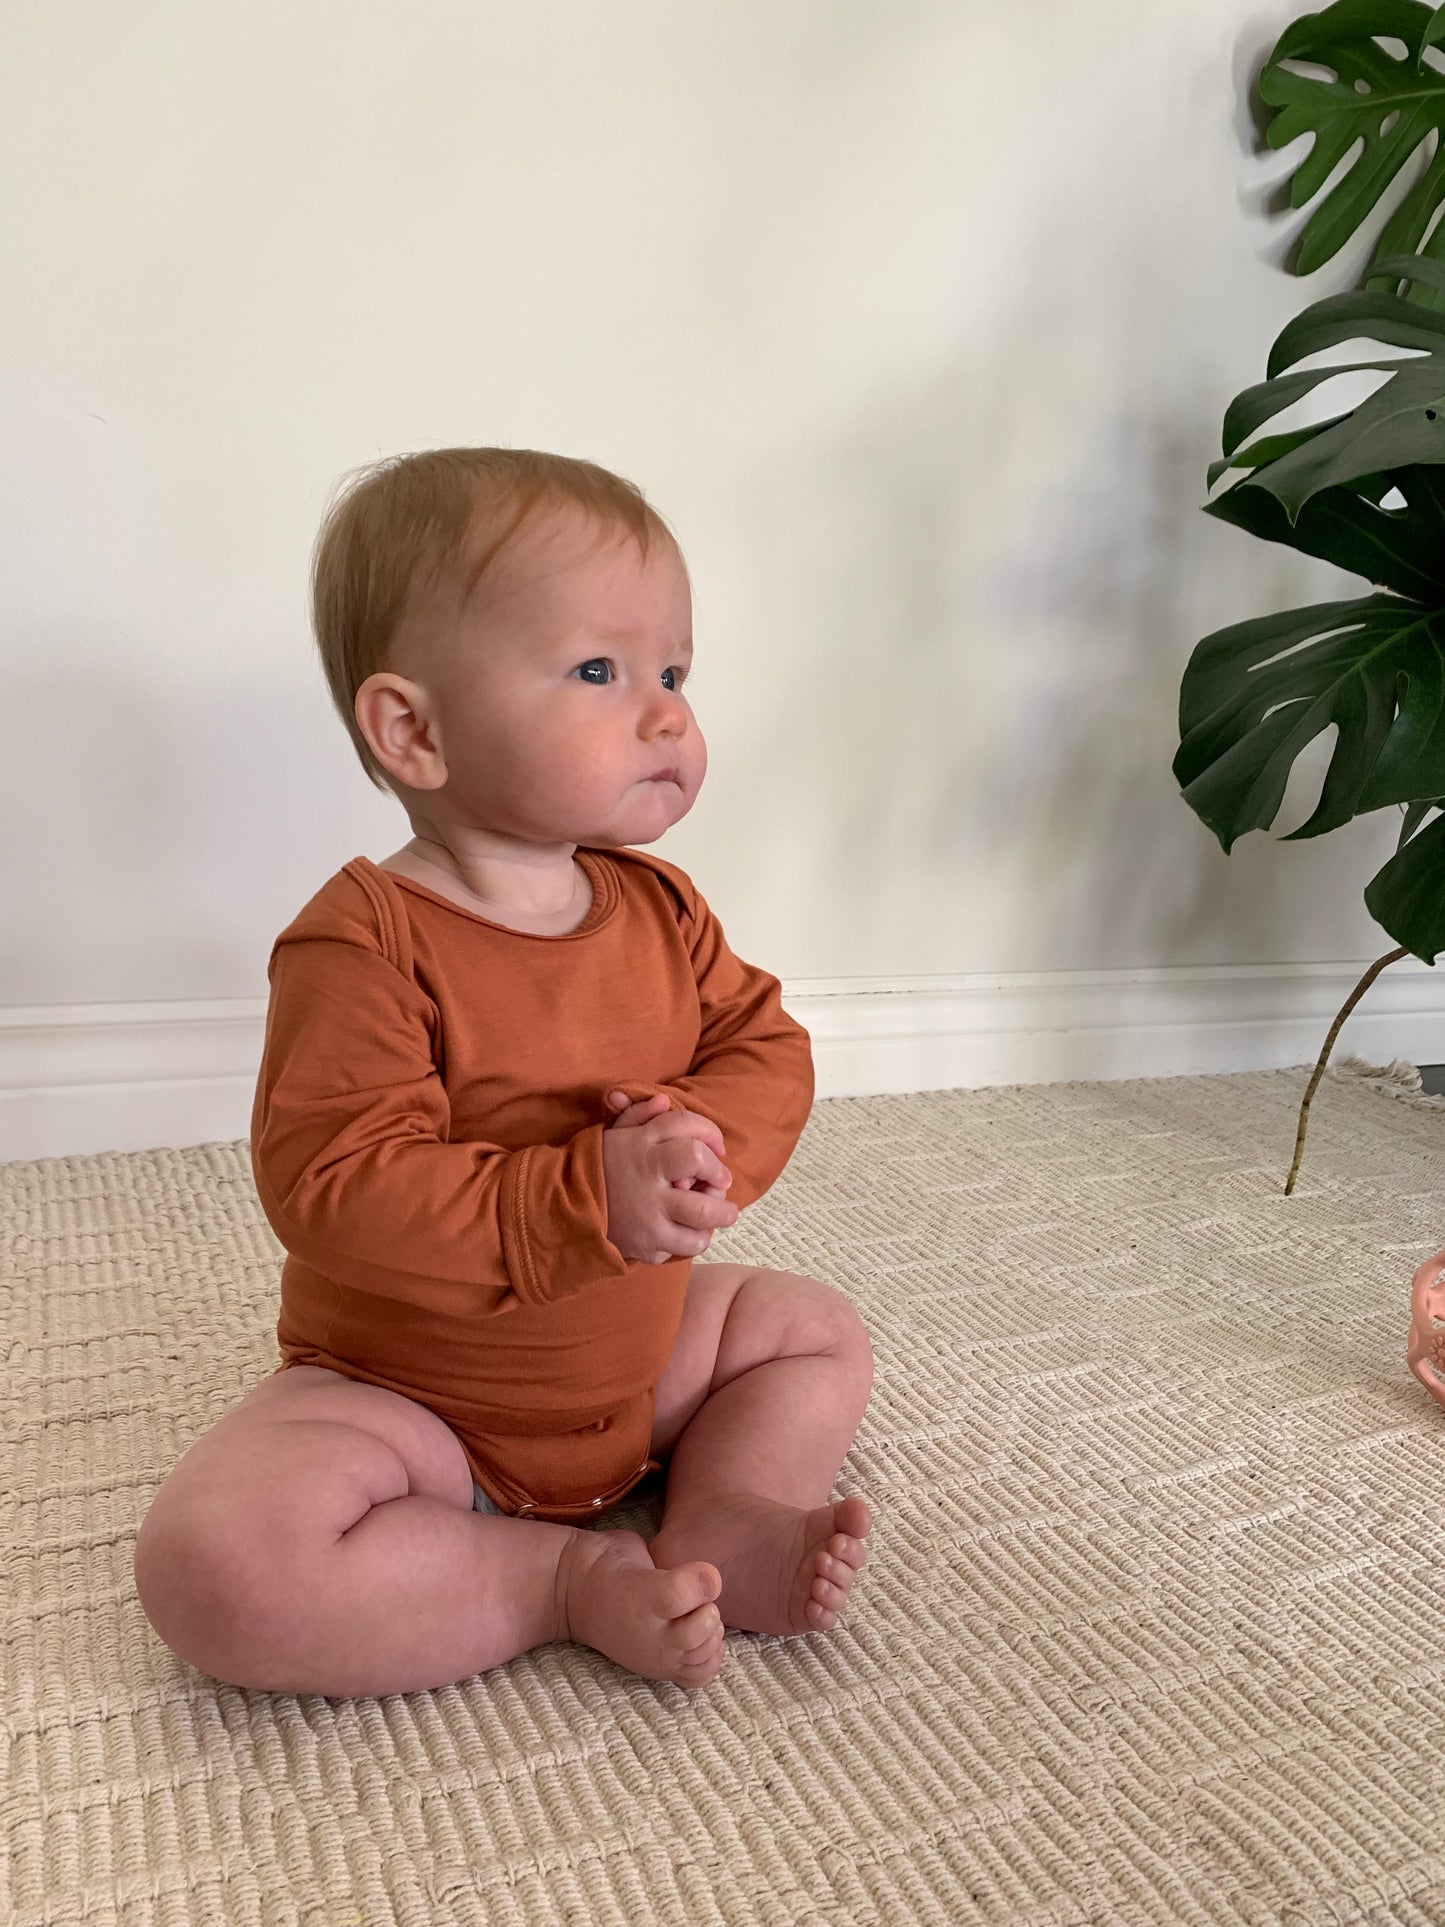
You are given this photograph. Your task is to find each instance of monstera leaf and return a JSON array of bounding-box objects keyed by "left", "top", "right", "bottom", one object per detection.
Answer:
[
  {"left": 1178, "top": 4, "right": 1445, "bottom": 1191},
  {"left": 1177, "top": 256, "right": 1445, "bottom": 962},
  {"left": 1262, "top": 0, "right": 1445, "bottom": 294},
  {"left": 1174, "top": 589, "right": 1445, "bottom": 960},
  {"left": 1206, "top": 255, "right": 1445, "bottom": 569},
  {"left": 1365, "top": 801, "right": 1445, "bottom": 953}
]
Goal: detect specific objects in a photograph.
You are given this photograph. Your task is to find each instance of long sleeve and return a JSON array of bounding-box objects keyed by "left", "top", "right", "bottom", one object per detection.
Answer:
[
  {"left": 250, "top": 934, "right": 631, "bottom": 1316},
  {"left": 615, "top": 880, "right": 813, "bottom": 1210}
]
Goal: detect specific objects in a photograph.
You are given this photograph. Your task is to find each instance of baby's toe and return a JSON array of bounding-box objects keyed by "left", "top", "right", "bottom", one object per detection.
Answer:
[
  {"left": 820, "top": 1548, "right": 860, "bottom": 1594},
  {"left": 676, "top": 1619, "right": 727, "bottom": 1683},
  {"left": 809, "top": 1548, "right": 856, "bottom": 1621},
  {"left": 660, "top": 1560, "right": 722, "bottom": 1620},
  {"left": 829, "top": 1531, "right": 867, "bottom": 1574},
  {"left": 812, "top": 1569, "right": 851, "bottom": 1610},
  {"left": 681, "top": 1619, "right": 725, "bottom": 1664},
  {"left": 834, "top": 1496, "right": 871, "bottom": 1544},
  {"left": 676, "top": 1646, "right": 726, "bottom": 1688},
  {"left": 671, "top": 1598, "right": 722, "bottom": 1653}
]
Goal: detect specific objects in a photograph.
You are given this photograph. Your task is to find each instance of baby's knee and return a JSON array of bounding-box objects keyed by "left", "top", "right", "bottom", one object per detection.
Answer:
[
  {"left": 829, "top": 1290, "right": 874, "bottom": 1383},
  {"left": 132, "top": 1424, "right": 373, "bottom": 1682},
  {"left": 736, "top": 1269, "right": 873, "bottom": 1376},
  {"left": 133, "top": 1482, "right": 267, "bottom": 1680},
  {"left": 808, "top": 1281, "right": 872, "bottom": 1375}
]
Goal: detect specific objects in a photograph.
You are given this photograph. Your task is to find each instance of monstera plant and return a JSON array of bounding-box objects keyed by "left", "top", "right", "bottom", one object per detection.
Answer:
[{"left": 1174, "top": 0, "right": 1445, "bottom": 1190}]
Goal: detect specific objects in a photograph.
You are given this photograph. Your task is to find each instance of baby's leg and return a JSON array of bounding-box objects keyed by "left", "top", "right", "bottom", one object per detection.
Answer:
[
  {"left": 648, "top": 1265, "right": 875, "bottom": 1638},
  {"left": 132, "top": 1365, "right": 725, "bottom": 1695}
]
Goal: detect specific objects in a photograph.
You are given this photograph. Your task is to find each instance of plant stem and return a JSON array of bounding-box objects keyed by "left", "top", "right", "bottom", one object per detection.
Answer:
[{"left": 1284, "top": 945, "right": 1409, "bottom": 1196}]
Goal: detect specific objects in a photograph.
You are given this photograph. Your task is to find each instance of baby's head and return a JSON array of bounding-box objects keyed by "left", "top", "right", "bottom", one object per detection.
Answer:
[{"left": 311, "top": 446, "right": 704, "bottom": 851}]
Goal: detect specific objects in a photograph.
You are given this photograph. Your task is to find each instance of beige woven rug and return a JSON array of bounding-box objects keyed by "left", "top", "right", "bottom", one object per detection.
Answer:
[{"left": 6, "top": 1061, "right": 1445, "bottom": 1927}]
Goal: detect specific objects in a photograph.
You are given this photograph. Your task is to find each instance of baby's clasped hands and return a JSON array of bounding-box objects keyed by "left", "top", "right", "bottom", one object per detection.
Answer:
[{"left": 601, "top": 1088, "right": 739, "bottom": 1265}]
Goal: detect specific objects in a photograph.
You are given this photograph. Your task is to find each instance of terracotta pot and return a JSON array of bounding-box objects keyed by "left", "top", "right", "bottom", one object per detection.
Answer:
[{"left": 1407, "top": 1247, "right": 1445, "bottom": 1407}]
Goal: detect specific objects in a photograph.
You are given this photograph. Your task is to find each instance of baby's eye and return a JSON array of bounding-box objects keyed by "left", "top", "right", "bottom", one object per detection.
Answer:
[{"left": 572, "top": 659, "right": 690, "bottom": 691}]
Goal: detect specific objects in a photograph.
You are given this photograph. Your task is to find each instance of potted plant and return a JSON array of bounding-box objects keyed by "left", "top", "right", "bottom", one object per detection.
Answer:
[{"left": 1174, "top": 0, "right": 1445, "bottom": 1400}]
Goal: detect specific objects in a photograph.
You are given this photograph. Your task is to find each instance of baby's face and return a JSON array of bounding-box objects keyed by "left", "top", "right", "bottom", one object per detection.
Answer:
[{"left": 413, "top": 507, "right": 705, "bottom": 849}]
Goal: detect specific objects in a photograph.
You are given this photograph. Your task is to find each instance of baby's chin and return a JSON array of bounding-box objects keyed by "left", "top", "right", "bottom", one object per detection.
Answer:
[{"left": 582, "top": 788, "right": 695, "bottom": 847}]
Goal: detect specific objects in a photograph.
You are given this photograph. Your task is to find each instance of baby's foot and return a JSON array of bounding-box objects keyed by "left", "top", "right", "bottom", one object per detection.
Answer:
[
  {"left": 558, "top": 1527, "right": 726, "bottom": 1688},
  {"left": 649, "top": 1494, "right": 871, "bottom": 1638}
]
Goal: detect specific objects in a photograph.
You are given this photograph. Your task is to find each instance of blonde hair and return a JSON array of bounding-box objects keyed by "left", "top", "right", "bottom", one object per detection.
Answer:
[{"left": 310, "top": 445, "right": 682, "bottom": 792}]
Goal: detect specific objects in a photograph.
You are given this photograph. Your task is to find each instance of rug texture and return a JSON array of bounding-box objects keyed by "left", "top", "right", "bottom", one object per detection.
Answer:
[{"left": 4, "top": 1061, "right": 1445, "bottom": 1927}]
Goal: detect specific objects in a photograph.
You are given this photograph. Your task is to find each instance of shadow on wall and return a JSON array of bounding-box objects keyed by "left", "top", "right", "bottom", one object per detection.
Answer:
[
  {"left": 713, "top": 334, "right": 1360, "bottom": 978},
  {"left": 969, "top": 406, "right": 1395, "bottom": 971},
  {"left": 710, "top": 11, "right": 1410, "bottom": 977}
]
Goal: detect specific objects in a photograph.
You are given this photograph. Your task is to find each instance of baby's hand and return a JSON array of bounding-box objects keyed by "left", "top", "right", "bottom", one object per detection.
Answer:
[
  {"left": 604, "top": 1090, "right": 726, "bottom": 1179},
  {"left": 601, "top": 1089, "right": 738, "bottom": 1264}
]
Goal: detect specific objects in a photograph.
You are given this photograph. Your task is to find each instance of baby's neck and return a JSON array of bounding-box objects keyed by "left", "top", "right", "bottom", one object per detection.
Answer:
[{"left": 377, "top": 842, "right": 594, "bottom": 935}]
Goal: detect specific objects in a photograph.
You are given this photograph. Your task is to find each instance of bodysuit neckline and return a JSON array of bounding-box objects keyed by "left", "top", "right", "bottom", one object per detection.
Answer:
[{"left": 354, "top": 849, "right": 619, "bottom": 941}]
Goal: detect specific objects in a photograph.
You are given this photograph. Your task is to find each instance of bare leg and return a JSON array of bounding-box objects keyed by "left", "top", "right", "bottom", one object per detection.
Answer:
[
  {"left": 134, "top": 1410, "right": 727, "bottom": 1696},
  {"left": 647, "top": 1349, "right": 873, "bottom": 1638}
]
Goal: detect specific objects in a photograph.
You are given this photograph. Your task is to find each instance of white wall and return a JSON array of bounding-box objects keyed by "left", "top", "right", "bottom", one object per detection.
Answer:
[{"left": 4, "top": 1, "right": 1442, "bottom": 1157}]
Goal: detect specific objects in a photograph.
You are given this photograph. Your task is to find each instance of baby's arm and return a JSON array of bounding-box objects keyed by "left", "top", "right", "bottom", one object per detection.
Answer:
[
  {"left": 251, "top": 934, "right": 631, "bottom": 1315},
  {"left": 607, "top": 879, "right": 814, "bottom": 1211},
  {"left": 601, "top": 1095, "right": 739, "bottom": 1265}
]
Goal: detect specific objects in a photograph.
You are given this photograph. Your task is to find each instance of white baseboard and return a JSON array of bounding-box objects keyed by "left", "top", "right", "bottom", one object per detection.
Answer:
[{"left": 2, "top": 959, "right": 1442, "bottom": 1163}]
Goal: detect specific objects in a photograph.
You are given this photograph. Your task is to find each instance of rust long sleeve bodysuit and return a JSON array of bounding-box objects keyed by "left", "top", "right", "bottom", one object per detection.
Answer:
[{"left": 249, "top": 847, "right": 815, "bottom": 1523}]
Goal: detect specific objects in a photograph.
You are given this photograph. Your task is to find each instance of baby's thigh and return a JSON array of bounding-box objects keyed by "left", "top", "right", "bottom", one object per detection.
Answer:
[
  {"left": 650, "top": 1263, "right": 868, "bottom": 1457},
  {"left": 133, "top": 1365, "right": 476, "bottom": 1666},
  {"left": 217, "top": 1365, "right": 476, "bottom": 1510}
]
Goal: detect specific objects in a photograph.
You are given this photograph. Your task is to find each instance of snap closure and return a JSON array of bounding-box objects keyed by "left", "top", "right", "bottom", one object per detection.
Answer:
[
  {"left": 590, "top": 1496, "right": 604, "bottom": 1507},
  {"left": 594, "top": 1415, "right": 610, "bottom": 1431}
]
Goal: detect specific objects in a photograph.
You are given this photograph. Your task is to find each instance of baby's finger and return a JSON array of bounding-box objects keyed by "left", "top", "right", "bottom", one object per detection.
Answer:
[
  {"left": 671, "top": 1155, "right": 732, "bottom": 1191},
  {"left": 652, "top": 1107, "right": 727, "bottom": 1164},
  {"left": 664, "top": 1138, "right": 731, "bottom": 1192},
  {"left": 648, "top": 1228, "right": 709, "bottom": 1262},
  {"left": 666, "top": 1189, "right": 740, "bottom": 1233},
  {"left": 607, "top": 1091, "right": 670, "bottom": 1128}
]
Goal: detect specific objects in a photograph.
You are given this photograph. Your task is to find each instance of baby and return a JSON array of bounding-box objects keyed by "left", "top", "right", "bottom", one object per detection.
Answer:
[{"left": 133, "top": 447, "right": 874, "bottom": 1696}]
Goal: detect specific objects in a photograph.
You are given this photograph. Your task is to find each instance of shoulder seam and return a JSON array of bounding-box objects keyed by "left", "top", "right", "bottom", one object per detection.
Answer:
[
  {"left": 605, "top": 845, "right": 697, "bottom": 922},
  {"left": 338, "top": 860, "right": 415, "bottom": 979}
]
